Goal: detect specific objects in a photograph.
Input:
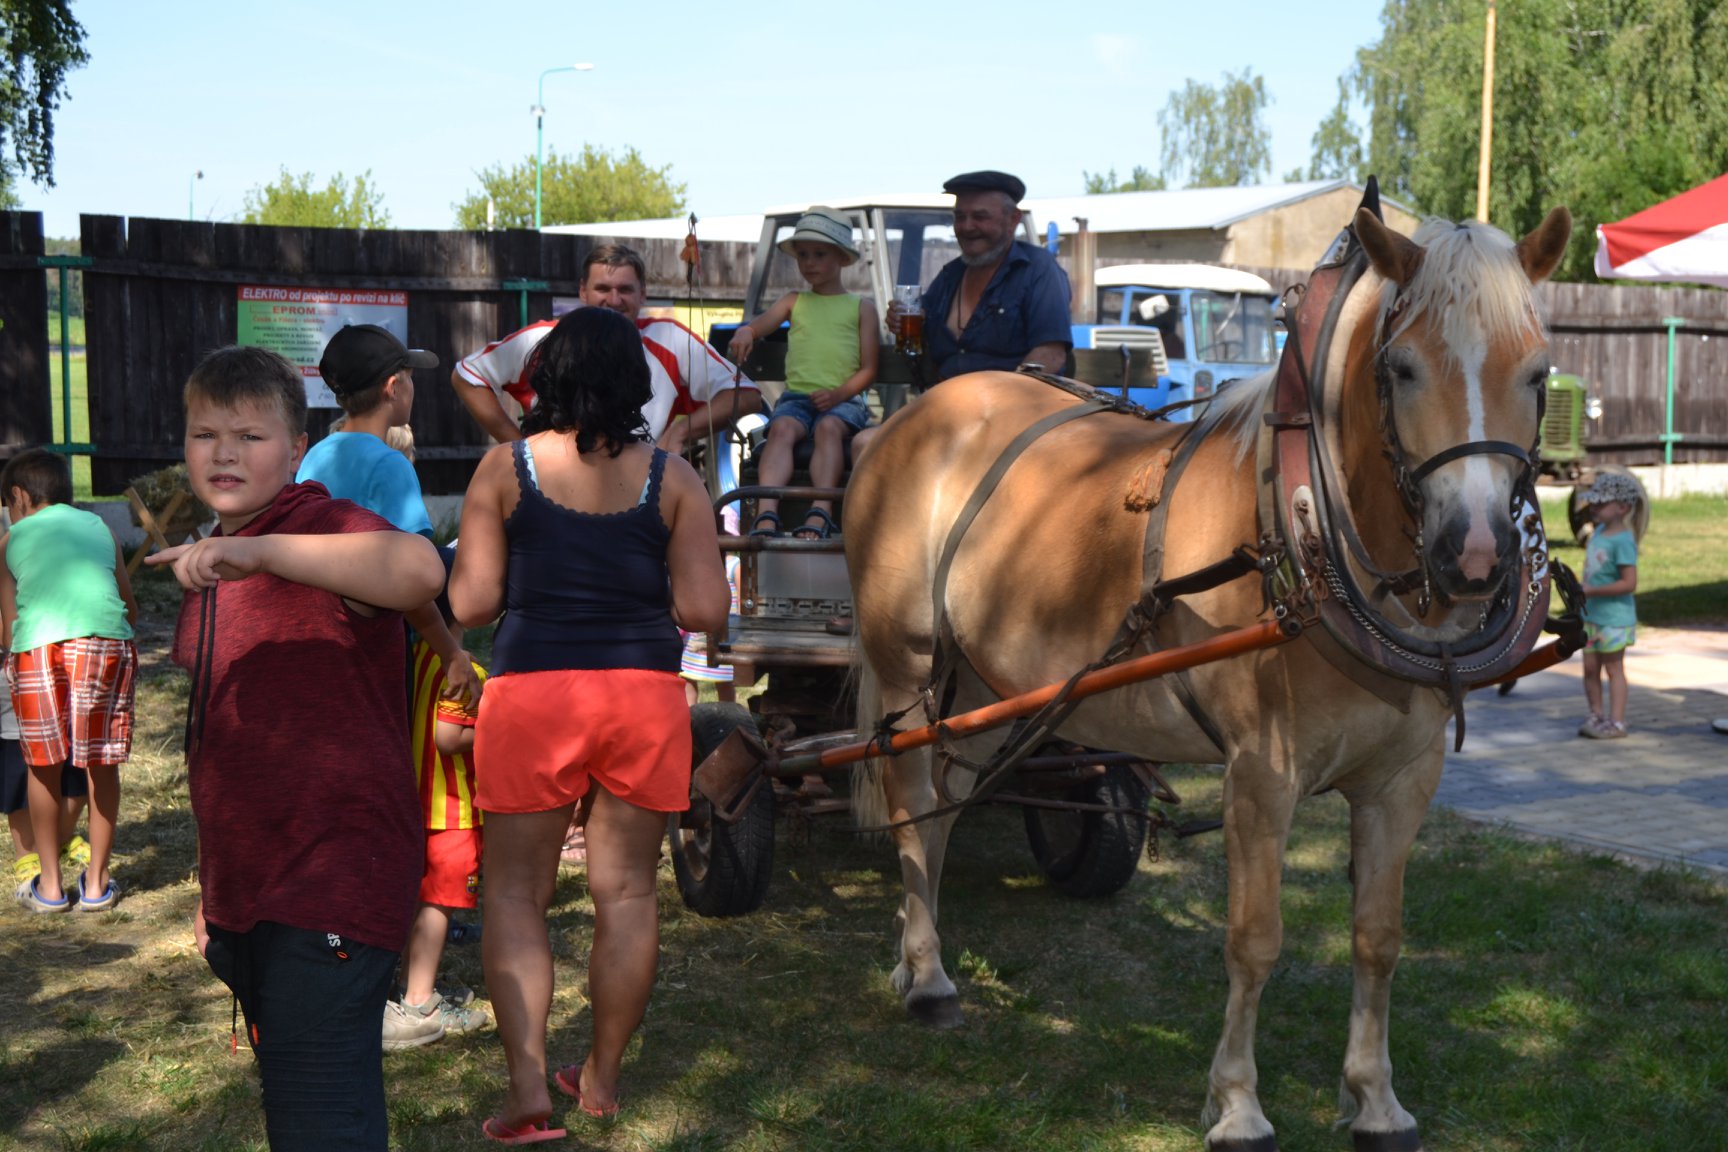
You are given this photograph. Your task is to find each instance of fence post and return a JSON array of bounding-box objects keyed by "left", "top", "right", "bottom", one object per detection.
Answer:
[
  {"left": 39, "top": 254, "right": 94, "bottom": 457},
  {"left": 1661, "top": 315, "right": 1684, "bottom": 497}
]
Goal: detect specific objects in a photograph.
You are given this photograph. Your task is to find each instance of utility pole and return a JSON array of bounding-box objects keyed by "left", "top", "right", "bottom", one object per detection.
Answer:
[{"left": 1476, "top": 1, "right": 1497, "bottom": 223}]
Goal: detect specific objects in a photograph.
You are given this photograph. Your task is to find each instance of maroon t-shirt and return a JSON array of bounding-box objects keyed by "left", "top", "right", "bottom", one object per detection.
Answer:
[{"left": 172, "top": 482, "right": 423, "bottom": 950}]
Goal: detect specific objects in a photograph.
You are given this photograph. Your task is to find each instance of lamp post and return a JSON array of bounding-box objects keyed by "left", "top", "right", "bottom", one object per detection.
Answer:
[
  {"left": 534, "top": 63, "right": 594, "bottom": 229},
  {"left": 189, "top": 170, "right": 203, "bottom": 220}
]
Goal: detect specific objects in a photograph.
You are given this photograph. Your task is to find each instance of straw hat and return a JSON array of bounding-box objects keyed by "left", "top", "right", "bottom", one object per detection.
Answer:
[{"left": 777, "top": 207, "right": 860, "bottom": 266}]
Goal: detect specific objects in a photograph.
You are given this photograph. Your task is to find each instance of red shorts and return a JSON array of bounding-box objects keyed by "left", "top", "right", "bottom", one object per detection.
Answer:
[
  {"left": 474, "top": 669, "right": 692, "bottom": 814},
  {"left": 8, "top": 639, "right": 138, "bottom": 769},
  {"left": 419, "top": 828, "right": 483, "bottom": 908}
]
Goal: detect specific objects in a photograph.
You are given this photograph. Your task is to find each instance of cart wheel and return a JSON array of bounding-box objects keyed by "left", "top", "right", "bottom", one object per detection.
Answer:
[
  {"left": 1022, "top": 761, "right": 1149, "bottom": 898},
  {"left": 668, "top": 702, "right": 775, "bottom": 917},
  {"left": 1567, "top": 465, "right": 1651, "bottom": 544}
]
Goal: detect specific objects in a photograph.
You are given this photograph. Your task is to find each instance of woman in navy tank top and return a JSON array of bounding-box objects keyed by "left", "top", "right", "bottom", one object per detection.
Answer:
[{"left": 450, "top": 307, "right": 729, "bottom": 1140}]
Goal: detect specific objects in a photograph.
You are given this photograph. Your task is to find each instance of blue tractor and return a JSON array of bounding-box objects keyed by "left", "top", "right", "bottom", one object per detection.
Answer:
[{"left": 1071, "top": 264, "right": 1281, "bottom": 418}]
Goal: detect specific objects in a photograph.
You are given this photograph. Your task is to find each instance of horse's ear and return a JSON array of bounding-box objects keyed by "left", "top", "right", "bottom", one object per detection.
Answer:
[
  {"left": 1515, "top": 206, "right": 1572, "bottom": 284},
  {"left": 1356, "top": 208, "right": 1423, "bottom": 287},
  {"left": 1358, "top": 175, "right": 1384, "bottom": 222}
]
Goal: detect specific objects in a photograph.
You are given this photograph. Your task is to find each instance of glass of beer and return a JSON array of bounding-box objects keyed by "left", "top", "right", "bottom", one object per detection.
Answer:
[{"left": 894, "top": 285, "right": 924, "bottom": 358}]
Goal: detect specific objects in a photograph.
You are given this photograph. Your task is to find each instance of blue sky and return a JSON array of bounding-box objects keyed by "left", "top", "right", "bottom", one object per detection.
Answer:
[{"left": 21, "top": 0, "right": 1389, "bottom": 239}]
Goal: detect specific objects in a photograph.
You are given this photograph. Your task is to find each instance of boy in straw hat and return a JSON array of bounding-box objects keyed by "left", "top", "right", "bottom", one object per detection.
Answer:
[
  {"left": 1576, "top": 470, "right": 1642, "bottom": 739},
  {"left": 729, "top": 207, "right": 878, "bottom": 540}
]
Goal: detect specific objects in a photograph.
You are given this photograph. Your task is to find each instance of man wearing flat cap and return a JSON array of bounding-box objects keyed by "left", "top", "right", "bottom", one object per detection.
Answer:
[{"left": 918, "top": 170, "right": 1073, "bottom": 381}]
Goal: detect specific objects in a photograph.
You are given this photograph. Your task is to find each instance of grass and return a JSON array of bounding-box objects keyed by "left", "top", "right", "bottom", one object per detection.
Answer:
[
  {"left": 46, "top": 313, "right": 86, "bottom": 349},
  {"left": 1540, "top": 492, "right": 1728, "bottom": 627},
  {"left": 0, "top": 568, "right": 1724, "bottom": 1150}
]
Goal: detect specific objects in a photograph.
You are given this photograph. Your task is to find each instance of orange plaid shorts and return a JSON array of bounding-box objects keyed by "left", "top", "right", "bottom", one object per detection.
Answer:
[{"left": 7, "top": 638, "right": 138, "bottom": 769}]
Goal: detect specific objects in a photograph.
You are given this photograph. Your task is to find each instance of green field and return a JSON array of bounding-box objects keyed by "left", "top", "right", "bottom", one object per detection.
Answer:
[{"left": 1540, "top": 491, "right": 1728, "bottom": 627}]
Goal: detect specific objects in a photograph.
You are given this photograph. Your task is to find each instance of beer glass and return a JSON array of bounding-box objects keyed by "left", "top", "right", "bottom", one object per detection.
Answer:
[{"left": 894, "top": 285, "right": 924, "bottom": 357}]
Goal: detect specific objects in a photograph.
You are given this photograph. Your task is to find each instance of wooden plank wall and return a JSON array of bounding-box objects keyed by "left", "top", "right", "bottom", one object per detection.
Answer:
[
  {"left": 2, "top": 207, "right": 1721, "bottom": 492},
  {"left": 1234, "top": 264, "right": 1728, "bottom": 467},
  {"left": 0, "top": 212, "right": 50, "bottom": 455},
  {"left": 71, "top": 214, "right": 756, "bottom": 496}
]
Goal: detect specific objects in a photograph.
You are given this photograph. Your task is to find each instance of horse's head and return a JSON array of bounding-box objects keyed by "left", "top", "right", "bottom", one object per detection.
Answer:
[{"left": 1355, "top": 206, "right": 1571, "bottom": 605}]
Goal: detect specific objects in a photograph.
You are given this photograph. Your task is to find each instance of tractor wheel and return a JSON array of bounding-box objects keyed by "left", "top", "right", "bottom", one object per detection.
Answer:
[
  {"left": 668, "top": 703, "right": 775, "bottom": 917},
  {"left": 1022, "top": 761, "right": 1150, "bottom": 898}
]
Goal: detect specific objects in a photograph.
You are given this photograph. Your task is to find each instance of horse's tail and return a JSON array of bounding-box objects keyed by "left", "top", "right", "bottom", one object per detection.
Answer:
[{"left": 851, "top": 649, "right": 891, "bottom": 838}]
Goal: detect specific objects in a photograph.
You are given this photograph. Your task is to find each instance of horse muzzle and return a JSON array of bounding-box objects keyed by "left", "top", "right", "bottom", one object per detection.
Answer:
[{"left": 1426, "top": 507, "right": 1519, "bottom": 604}]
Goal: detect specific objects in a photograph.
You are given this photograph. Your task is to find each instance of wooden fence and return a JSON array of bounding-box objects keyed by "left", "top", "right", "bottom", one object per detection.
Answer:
[
  {"left": 0, "top": 211, "right": 754, "bottom": 495},
  {"left": 1234, "top": 265, "right": 1728, "bottom": 468},
  {"left": 1, "top": 210, "right": 1723, "bottom": 498}
]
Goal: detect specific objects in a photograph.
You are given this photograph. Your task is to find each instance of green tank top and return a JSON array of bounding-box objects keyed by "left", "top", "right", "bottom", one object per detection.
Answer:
[
  {"left": 5, "top": 503, "right": 133, "bottom": 652},
  {"left": 784, "top": 292, "right": 862, "bottom": 394}
]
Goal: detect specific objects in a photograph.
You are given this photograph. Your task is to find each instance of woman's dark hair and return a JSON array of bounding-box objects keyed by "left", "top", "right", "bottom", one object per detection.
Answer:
[{"left": 526, "top": 307, "right": 652, "bottom": 456}]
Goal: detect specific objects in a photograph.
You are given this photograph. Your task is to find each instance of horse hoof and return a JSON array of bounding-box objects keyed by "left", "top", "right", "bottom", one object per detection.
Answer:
[
  {"left": 1206, "top": 1136, "right": 1278, "bottom": 1152},
  {"left": 1353, "top": 1129, "right": 1422, "bottom": 1152},
  {"left": 906, "top": 993, "right": 964, "bottom": 1030}
]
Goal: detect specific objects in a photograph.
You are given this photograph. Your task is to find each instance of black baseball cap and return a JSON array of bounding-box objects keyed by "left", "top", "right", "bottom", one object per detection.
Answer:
[
  {"left": 943, "top": 170, "right": 1027, "bottom": 203},
  {"left": 319, "top": 324, "right": 438, "bottom": 396}
]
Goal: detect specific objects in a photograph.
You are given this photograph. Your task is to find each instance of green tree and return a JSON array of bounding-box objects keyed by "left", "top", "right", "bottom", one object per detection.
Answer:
[
  {"left": 453, "top": 145, "right": 686, "bottom": 229},
  {"left": 240, "top": 169, "right": 391, "bottom": 228},
  {"left": 1158, "top": 69, "right": 1272, "bottom": 188},
  {"left": 1083, "top": 165, "right": 1166, "bottom": 194},
  {"left": 1350, "top": 0, "right": 1728, "bottom": 281},
  {"left": 1291, "top": 78, "right": 1366, "bottom": 182},
  {"left": 0, "top": 0, "right": 89, "bottom": 196}
]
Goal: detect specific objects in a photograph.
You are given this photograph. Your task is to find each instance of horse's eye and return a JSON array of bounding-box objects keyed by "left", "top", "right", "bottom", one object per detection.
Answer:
[{"left": 1527, "top": 370, "right": 1547, "bottom": 390}]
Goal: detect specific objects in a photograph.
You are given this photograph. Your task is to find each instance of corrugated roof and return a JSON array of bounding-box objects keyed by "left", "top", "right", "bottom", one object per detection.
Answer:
[
  {"left": 537, "top": 182, "right": 1400, "bottom": 243},
  {"left": 542, "top": 213, "right": 764, "bottom": 242},
  {"left": 1025, "top": 180, "right": 1357, "bottom": 235}
]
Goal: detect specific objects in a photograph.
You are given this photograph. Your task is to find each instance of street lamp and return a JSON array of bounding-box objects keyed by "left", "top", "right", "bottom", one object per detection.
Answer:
[
  {"left": 534, "top": 63, "right": 594, "bottom": 229},
  {"left": 189, "top": 170, "right": 203, "bottom": 220}
]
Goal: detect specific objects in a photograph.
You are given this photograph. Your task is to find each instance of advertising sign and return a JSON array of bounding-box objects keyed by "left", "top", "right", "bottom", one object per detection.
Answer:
[{"left": 236, "top": 286, "right": 411, "bottom": 408}]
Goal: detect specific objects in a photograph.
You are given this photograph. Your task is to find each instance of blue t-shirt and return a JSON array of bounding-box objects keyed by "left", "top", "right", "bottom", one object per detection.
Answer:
[
  {"left": 921, "top": 241, "right": 1073, "bottom": 382},
  {"left": 1582, "top": 526, "right": 1637, "bottom": 627},
  {"left": 296, "top": 432, "right": 433, "bottom": 537}
]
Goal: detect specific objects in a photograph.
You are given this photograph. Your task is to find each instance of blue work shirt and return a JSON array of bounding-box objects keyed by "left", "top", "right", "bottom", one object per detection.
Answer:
[{"left": 921, "top": 241, "right": 1073, "bottom": 382}]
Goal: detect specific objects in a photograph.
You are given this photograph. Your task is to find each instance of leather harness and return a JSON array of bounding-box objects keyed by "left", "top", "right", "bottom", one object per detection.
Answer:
[{"left": 894, "top": 184, "right": 1582, "bottom": 785}]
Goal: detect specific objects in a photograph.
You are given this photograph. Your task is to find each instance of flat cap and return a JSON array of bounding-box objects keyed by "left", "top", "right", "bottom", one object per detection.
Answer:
[{"left": 942, "top": 170, "right": 1026, "bottom": 203}]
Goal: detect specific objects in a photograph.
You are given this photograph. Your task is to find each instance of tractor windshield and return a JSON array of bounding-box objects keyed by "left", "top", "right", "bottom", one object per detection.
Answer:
[{"left": 1189, "top": 291, "right": 1278, "bottom": 365}]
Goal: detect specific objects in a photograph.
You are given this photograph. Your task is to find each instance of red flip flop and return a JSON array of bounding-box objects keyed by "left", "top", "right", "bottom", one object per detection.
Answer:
[
  {"left": 552, "top": 1066, "right": 619, "bottom": 1118},
  {"left": 481, "top": 1116, "right": 567, "bottom": 1144}
]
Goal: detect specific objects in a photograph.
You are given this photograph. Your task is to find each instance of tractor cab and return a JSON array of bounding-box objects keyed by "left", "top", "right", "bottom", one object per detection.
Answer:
[{"left": 1072, "top": 265, "right": 1280, "bottom": 418}]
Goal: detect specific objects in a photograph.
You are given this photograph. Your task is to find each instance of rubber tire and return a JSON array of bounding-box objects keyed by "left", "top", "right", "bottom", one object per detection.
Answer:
[
  {"left": 669, "top": 702, "right": 775, "bottom": 917},
  {"left": 1567, "top": 465, "right": 1650, "bottom": 544},
  {"left": 1021, "top": 761, "right": 1150, "bottom": 898}
]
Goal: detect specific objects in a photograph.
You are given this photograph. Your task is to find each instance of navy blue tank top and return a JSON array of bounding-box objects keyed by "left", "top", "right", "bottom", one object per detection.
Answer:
[{"left": 490, "top": 440, "right": 682, "bottom": 675}]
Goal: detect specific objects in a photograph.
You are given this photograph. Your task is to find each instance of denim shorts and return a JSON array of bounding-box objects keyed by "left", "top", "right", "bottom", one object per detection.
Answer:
[{"left": 769, "top": 390, "right": 871, "bottom": 435}]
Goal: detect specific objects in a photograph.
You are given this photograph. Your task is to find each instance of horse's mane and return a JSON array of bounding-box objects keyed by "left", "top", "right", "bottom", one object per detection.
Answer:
[
  {"left": 1386, "top": 217, "right": 1546, "bottom": 359},
  {"left": 1197, "top": 215, "right": 1545, "bottom": 463},
  {"left": 1193, "top": 366, "right": 1276, "bottom": 463}
]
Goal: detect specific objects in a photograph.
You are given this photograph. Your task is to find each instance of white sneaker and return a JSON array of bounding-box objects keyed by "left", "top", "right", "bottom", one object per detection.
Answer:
[{"left": 382, "top": 998, "right": 445, "bottom": 1050}]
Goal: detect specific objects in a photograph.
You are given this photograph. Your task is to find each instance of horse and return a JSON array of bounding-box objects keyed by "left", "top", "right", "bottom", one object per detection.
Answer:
[{"left": 843, "top": 200, "right": 1572, "bottom": 1151}]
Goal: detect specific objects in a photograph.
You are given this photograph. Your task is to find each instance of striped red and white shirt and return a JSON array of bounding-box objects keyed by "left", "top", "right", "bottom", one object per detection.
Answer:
[{"left": 454, "top": 315, "right": 756, "bottom": 440}]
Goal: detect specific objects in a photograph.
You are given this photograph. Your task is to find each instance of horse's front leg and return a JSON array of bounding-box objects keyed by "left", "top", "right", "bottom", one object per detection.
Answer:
[
  {"left": 1336, "top": 744, "right": 1442, "bottom": 1152},
  {"left": 882, "top": 744, "right": 965, "bottom": 1028},
  {"left": 1204, "top": 753, "right": 1298, "bottom": 1151}
]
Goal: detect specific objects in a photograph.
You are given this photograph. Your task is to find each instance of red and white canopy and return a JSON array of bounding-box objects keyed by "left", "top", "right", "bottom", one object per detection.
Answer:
[{"left": 1595, "top": 174, "right": 1728, "bottom": 287}]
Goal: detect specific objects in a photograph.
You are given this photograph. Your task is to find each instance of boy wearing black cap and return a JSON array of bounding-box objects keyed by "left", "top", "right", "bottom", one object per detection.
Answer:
[{"left": 298, "top": 324, "right": 439, "bottom": 536}]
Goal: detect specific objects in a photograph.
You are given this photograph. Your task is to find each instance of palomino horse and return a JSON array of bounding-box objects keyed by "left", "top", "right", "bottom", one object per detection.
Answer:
[{"left": 844, "top": 201, "right": 1572, "bottom": 1151}]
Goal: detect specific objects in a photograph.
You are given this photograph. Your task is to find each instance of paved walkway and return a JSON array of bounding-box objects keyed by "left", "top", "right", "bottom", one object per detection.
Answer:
[{"left": 1440, "top": 626, "right": 1728, "bottom": 877}]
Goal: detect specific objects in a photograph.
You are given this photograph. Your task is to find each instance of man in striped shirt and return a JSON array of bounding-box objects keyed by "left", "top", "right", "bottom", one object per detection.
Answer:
[{"left": 450, "top": 243, "right": 761, "bottom": 451}]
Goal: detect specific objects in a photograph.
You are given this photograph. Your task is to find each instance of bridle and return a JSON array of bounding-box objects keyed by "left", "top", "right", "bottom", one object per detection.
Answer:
[{"left": 1372, "top": 291, "right": 1545, "bottom": 539}]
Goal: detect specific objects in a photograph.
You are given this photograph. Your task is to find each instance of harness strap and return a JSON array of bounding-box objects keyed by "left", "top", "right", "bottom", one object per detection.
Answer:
[
  {"left": 924, "top": 397, "right": 1118, "bottom": 714},
  {"left": 1405, "top": 439, "right": 1532, "bottom": 486}
]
